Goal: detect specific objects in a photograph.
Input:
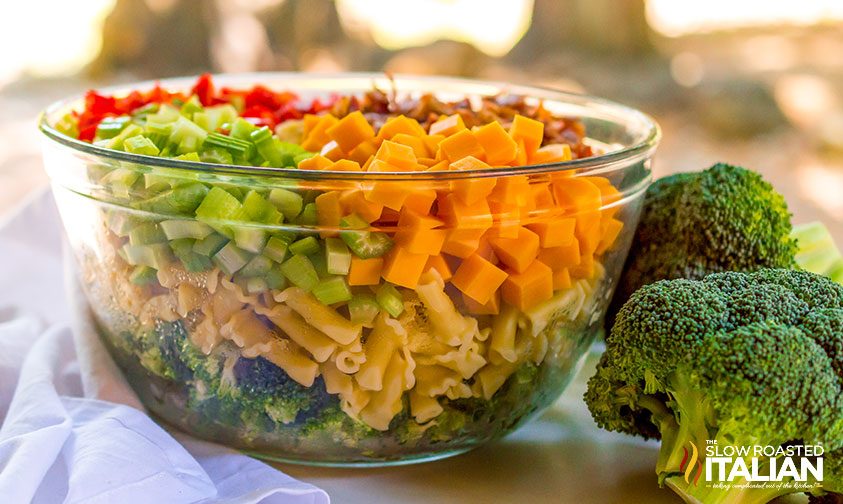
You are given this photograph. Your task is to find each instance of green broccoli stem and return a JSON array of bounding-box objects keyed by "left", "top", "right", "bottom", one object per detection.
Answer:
[
  {"left": 665, "top": 450, "right": 823, "bottom": 504},
  {"left": 634, "top": 371, "right": 713, "bottom": 483},
  {"left": 647, "top": 372, "right": 814, "bottom": 504},
  {"left": 656, "top": 371, "right": 828, "bottom": 504}
]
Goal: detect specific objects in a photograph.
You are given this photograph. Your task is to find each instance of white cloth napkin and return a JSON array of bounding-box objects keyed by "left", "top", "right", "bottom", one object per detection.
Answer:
[{"left": 0, "top": 189, "right": 330, "bottom": 504}]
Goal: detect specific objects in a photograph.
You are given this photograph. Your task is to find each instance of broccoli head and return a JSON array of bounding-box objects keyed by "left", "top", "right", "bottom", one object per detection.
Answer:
[
  {"left": 608, "top": 163, "right": 843, "bottom": 327},
  {"left": 180, "top": 341, "right": 331, "bottom": 438},
  {"left": 131, "top": 320, "right": 193, "bottom": 381},
  {"left": 586, "top": 269, "right": 843, "bottom": 504},
  {"left": 232, "top": 355, "right": 331, "bottom": 425}
]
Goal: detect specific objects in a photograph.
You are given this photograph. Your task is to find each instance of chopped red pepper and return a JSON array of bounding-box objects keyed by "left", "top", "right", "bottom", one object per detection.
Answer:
[
  {"left": 191, "top": 73, "right": 216, "bottom": 106},
  {"left": 114, "top": 90, "right": 146, "bottom": 115},
  {"left": 72, "top": 75, "right": 329, "bottom": 142},
  {"left": 75, "top": 91, "right": 118, "bottom": 141}
]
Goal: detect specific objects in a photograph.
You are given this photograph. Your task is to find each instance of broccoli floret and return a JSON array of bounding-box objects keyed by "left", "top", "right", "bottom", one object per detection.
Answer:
[
  {"left": 801, "top": 309, "right": 843, "bottom": 379},
  {"left": 131, "top": 320, "right": 193, "bottom": 381},
  {"left": 438, "top": 363, "right": 545, "bottom": 439},
  {"left": 392, "top": 364, "right": 545, "bottom": 447},
  {"left": 609, "top": 163, "right": 843, "bottom": 327},
  {"left": 232, "top": 356, "right": 330, "bottom": 425},
  {"left": 300, "top": 405, "right": 375, "bottom": 448},
  {"left": 124, "top": 316, "right": 337, "bottom": 439},
  {"left": 187, "top": 350, "right": 331, "bottom": 434},
  {"left": 586, "top": 269, "right": 843, "bottom": 504}
]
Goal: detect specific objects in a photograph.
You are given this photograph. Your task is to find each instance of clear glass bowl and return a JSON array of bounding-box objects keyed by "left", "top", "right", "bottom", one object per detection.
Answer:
[{"left": 39, "top": 73, "right": 659, "bottom": 466}]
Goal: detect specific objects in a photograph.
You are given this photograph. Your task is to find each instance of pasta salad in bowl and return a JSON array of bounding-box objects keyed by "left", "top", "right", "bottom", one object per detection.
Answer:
[{"left": 39, "top": 73, "right": 659, "bottom": 465}]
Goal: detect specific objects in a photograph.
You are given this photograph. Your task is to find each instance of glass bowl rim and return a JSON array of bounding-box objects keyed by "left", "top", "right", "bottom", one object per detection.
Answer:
[{"left": 38, "top": 72, "right": 660, "bottom": 181}]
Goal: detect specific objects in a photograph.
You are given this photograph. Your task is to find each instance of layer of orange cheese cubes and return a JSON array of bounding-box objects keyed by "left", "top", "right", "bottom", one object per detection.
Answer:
[{"left": 296, "top": 110, "right": 624, "bottom": 313}]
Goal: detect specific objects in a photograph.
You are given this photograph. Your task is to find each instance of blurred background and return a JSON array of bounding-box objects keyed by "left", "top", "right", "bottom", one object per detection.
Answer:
[{"left": 1, "top": 0, "right": 841, "bottom": 240}]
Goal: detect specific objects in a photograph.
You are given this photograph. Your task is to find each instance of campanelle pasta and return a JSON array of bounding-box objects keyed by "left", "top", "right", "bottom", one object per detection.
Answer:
[
  {"left": 264, "top": 338, "right": 320, "bottom": 388},
  {"left": 276, "top": 287, "right": 361, "bottom": 345},
  {"left": 261, "top": 304, "right": 337, "bottom": 363},
  {"left": 360, "top": 350, "right": 414, "bottom": 431},
  {"left": 356, "top": 314, "right": 402, "bottom": 391}
]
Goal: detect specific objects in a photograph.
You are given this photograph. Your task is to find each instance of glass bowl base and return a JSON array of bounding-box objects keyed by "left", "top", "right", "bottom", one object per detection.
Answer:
[{"left": 244, "top": 446, "right": 476, "bottom": 468}]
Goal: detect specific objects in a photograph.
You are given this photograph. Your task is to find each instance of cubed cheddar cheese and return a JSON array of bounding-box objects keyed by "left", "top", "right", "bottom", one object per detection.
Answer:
[
  {"left": 510, "top": 138, "right": 529, "bottom": 166},
  {"left": 367, "top": 158, "right": 398, "bottom": 172},
  {"left": 488, "top": 227, "right": 540, "bottom": 273},
  {"left": 527, "top": 217, "right": 576, "bottom": 248},
  {"left": 530, "top": 183, "right": 556, "bottom": 209},
  {"left": 382, "top": 246, "right": 429, "bottom": 288},
  {"left": 501, "top": 260, "right": 553, "bottom": 311},
  {"left": 315, "top": 191, "right": 342, "bottom": 236},
  {"left": 422, "top": 134, "right": 446, "bottom": 154},
  {"left": 463, "top": 290, "right": 500, "bottom": 315},
  {"left": 473, "top": 121, "right": 518, "bottom": 165},
  {"left": 437, "top": 129, "right": 485, "bottom": 162},
  {"left": 475, "top": 236, "right": 498, "bottom": 264},
  {"left": 395, "top": 227, "right": 447, "bottom": 255},
  {"left": 397, "top": 210, "right": 443, "bottom": 230},
  {"left": 425, "top": 159, "right": 450, "bottom": 172},
  {"left": 374, "top": 140, "right": 417, "bottom": 171},
  {"left": 424, "top": 254, "right": 453, "bottom": 282},
  {"left": 378, "top": 207, "right": 401, "bottom": 224},
  {"left": 437, "top": 194, "right": 493, "bottom": 230},
  {"left": 537, "top": 237, "right": 581, "bottom": 269},
  {"left": 403, "top": 189, "right": 437, "bottom": 215},
  {"left": 331, "top": 159, "right": 362, "bottom": 171},
  {"left": 441, "top": 228, "right": 485, "bottom": 258},
  {"left": 320, "top": 140, "right": 344, "bottom": 161},
  {"left": 552, "top": 177, "right": 602, "bottom": 213},
  {"left": 364, "top": 181, "right": 409, "bottom": 211},
  {"left": 377, "top": 115, "right": 426, "bottom": 140},
  {"left": 302, "top": 114, "right": 322, "bottom": 138},
  {"left": 552, "top": 267, "right": 572, "bottom": 290},
  {"left": 348, "top": 257, "right": 383, "bottom": 286},
  {"left": 489, "top": 175, "right": 529, "bottom": 206},
  {"left": 576, "top": 210, "right": 603, "bottom": 255},
  {"left": 530, "top": 143, "right": 571, "bottom": 165},
  {"left": 298, "top": 154, "right": 333, "bottom": 171},
  {"left": 339, "top": 190, "right": 383, "bottom": 223},
  {"left": 429, "top": 114, "right": 466, "bottom": 136},
  {"left": 348, "top": 139, "right": 378, "bottom": 165},
  {"left": 488, "top": 200, "right": 521, "bottom": 239},
  {"left": 451, "top": 253, "right": 508, "bottom": 305},
  {"left": 570, "top": 251, "right": 595, "bottom": 279},
  {"left": 391, "top": 133, "right": 429, "bottom": 158},
  {"left": 583, "top": 176, "right": 622, "bottom": 219},
  {"left": 450, "top": 156, "right": 496, "bottom": 205},
  {"left": 290, "top": 109, "right": 625, "bottom": 302},
  {"left": 596, "top": 218, "right": 624, "bottom": 255},
  {"left": 509, "top": 115, "right": 544, "bottom": 154},
  {"left": 300, "top": 114, "right": 338, "bottom": 151},
  {"left": 326, "top": 111, "right": 375, "bottom": 152}
]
